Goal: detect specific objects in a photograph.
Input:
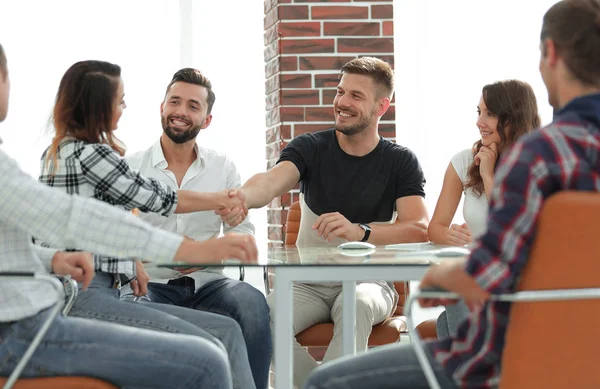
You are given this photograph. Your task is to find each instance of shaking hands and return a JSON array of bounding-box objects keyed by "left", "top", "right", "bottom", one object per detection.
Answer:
[{"left": 215, "top": 188, "right": 248, "bottom": 227}]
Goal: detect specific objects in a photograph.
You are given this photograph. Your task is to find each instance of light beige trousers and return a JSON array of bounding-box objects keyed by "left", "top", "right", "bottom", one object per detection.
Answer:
[{"left": 267, "top": 282, "right": 395, "bottom": 389}]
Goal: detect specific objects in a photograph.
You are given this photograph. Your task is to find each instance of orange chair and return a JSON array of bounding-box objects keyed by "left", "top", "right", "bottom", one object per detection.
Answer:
[
  {"left": 0, "top": 274, "right": 117, "bottom": 389},
  {"left": 0, "top": 377, "right": 117, "bottom": 389},
  {"left": 279, "top": 201, "right": 436, "bottom": 358},
  {"left": 408, "top": 191, "right": 600, "bottom": 388}
]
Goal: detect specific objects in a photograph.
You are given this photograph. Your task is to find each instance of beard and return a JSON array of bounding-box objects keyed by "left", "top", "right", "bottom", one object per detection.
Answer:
[
  {"left": 334, "top": 110, "right": 375, "bottom": 136},
  {"left": 161, "top": 114, "right": 202, "bottom": 144}
]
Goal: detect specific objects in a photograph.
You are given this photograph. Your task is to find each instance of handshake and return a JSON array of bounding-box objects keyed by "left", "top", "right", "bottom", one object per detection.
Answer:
[{"left": 214, "top": 188, "right": 249, "bottom": 227}]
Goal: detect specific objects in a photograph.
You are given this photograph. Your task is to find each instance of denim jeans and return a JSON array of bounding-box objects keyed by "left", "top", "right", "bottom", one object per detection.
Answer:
[
  {"left": 0, "top": 308, "right": 231, "bottom": 389},
  {"left": 68, "top": 273, "right": 256, "bottom": 389},
  {"left": 304, "top": 342, "right": 458, "bottom": 389},
  {"left": 147, "top": 276, "right": 272, "bottom": 389},
  {"left": 436, "top": 301, "right": 470, "bottom": 340}
]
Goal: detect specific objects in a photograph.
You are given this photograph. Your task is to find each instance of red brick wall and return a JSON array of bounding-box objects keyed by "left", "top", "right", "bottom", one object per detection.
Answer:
[{"left": 264, "top": 0, "right": 395, "bottom": 246}]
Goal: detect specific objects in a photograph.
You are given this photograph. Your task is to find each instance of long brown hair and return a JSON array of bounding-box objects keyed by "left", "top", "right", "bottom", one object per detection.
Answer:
[
  {"left": 465, "top": 80, "right": 541, "bottom": 196},
  {"left": 46, "top": 60, "right": 124, "bottom": 172}
]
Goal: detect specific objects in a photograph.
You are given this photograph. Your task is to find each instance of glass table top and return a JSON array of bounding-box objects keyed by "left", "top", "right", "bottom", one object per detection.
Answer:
[{"left": 156, "top": 242, "right": 470, "bottom": 268}]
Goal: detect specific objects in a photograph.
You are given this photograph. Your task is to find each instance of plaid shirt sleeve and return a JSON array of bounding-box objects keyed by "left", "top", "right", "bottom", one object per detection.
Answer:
[
  {"left": 79, "top": 143, "right": 178, "bottom": 216},
  {"left": 32, "top": 244, "right": 136, "bottom": 277},
  {"left": 465, "top": 139, "right": 550, "bottom": 293},
  {"left": 0, "top": 149, "right": 184, "bottom": 265},
  {"left": 91, "top": 253, "right": 137, "bottom": 276}
]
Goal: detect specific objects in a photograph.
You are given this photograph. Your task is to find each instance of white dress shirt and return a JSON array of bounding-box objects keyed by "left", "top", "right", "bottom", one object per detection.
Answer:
[{"left": 126, "top": 139, "right": 254, "bottom": 289}]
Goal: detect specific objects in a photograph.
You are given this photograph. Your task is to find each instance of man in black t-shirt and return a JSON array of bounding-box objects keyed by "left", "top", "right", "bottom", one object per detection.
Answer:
[{"left": 217, "top": 57, "right": 429, "bottom": 388}]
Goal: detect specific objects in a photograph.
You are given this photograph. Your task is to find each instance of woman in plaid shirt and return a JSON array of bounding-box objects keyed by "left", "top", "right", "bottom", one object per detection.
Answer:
[
  {"left": 36, "top": 60, "right": 257, "bottom": 389},
  {"left": 305, "top": 0, "right": 600, "bottom": 388}
]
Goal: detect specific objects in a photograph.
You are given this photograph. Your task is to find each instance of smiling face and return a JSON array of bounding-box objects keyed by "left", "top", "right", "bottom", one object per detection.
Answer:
[
  {"left": 476, "top": 96, "right": 502, "bottom": 147},
  {"left": 333, "top": 73, "right": 383, "bottom": 136},
  {"left": 160, "top": 81, "right": 212, "bottom": 144}
]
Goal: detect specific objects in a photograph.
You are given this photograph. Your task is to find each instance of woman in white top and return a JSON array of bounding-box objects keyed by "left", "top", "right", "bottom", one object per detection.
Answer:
[
  {"left": 429, "top": 80, "right": 541, "bottom": 246},
  {"left": 428, "top": 80, "right": 541, "bottom": 340}
]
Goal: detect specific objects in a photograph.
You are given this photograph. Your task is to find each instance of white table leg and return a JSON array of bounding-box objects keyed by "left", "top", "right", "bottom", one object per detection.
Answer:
[
  {"left": 274, "top": 268, "right": 294, "bottom": 389},
  {"left": 342, "top": 280, "right": 357, "bottom": 356}
]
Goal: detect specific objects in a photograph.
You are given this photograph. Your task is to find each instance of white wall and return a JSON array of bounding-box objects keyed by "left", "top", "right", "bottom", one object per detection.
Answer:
[{"left": 0, "top": 0, "right": 267, "bottom": 253}]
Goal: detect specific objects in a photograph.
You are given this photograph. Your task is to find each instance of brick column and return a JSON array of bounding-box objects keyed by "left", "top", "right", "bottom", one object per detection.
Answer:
[{"left": 264, "top": 0, "right": 395, "bottom": 247}]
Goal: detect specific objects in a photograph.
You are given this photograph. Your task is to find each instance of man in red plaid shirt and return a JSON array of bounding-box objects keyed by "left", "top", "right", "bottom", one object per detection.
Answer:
[{"left": 304, "top": 1, "right": 600, "bottom": 388}]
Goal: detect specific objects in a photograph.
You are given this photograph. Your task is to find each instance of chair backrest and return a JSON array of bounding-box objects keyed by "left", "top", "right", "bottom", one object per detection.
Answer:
[
  {"left": 284, "top": 201, "right": 301, "bottom": 246},
  {"left": 284, "top": 201, "right": 408, "bottom": 312},
  {"left": 500, "top": 191, "right": 600, "bottom": 389}
]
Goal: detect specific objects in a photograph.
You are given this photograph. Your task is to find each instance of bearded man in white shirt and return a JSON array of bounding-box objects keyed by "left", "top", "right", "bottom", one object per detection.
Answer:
[{"left": 125, "top": 68, "right": 270, "bottom": 389}]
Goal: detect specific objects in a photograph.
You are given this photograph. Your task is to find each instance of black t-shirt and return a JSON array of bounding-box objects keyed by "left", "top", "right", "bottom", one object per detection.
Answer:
[{"left": 277, "top": 129, "right": 426, "bottom": 224}]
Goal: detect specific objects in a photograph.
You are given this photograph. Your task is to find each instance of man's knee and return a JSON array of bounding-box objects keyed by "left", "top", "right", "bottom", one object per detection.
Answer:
[
  {"left": 219, "top": 281, "right": 270, "bottom": 325},
  {"left": 354, "top": 290, "right": 379, "bottom": 318},
  {"left": 216, "top": 314, "right": 246, "bottom": 343}
]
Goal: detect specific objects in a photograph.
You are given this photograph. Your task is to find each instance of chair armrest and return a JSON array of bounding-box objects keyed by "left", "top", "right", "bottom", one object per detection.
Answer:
[
  {"left": 53, "top": 275, "right": 79, "bottom": 315},
  {"left": 0, "top": 271, "right": 36, "bottom": 277},
  {"left": 405, "top": 287, "right": 600, "bottom": 389}
]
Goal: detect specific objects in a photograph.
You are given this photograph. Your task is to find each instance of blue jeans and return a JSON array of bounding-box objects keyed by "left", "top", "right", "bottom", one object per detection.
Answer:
[
  {"left": 437, "top": 302, "right": 470, "bottom": 339},
  {"left": 147, "top": 277, "right": 272, "bottom": 389},
  {"left": 68, "top": 273, "right": 256, "bottom": 389},
  {"left": 304, "top": 342, "right": 457, "bottom": 389},
  {"left": 0, "top": 308, "right": 231, "bottom": 389}
]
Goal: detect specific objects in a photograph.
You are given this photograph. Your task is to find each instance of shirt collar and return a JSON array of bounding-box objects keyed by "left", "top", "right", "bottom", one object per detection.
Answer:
[{"left": 151, "top": 138, "right": 204, "bottom": 169}]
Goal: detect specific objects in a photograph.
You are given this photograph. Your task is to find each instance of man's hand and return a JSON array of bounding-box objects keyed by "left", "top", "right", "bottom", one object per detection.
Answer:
[
  {"left": 130, "top": 260, "right": 149, "bottom": 297},
  {"left": 418, "top": 258, "right": 489, "bottom": 310},
  {"left": 446, "top": 223, "right": 472, "bottom": 246},
  {"left": 195, "top": 233, "right": 258, "bottom": 263},
  {"left": 474, "top": 142, "right": 498, "bottom": 181},
  {"left": 51, "top": 251, "right": 95, "bottom": 290},
  {"left": 172, "top": 236, "right": 205, "bottom": 274},
  {"left": 312, "top": 212, "right": 364, "bottom": 242},
  {"left": 215, "top": 189, "right": 248, "bottom": 227}
]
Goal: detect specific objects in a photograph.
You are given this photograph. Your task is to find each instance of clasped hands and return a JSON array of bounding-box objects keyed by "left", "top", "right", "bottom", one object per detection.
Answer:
[{"left": 215, "top": 189, "right": 248, "bottom": 227}]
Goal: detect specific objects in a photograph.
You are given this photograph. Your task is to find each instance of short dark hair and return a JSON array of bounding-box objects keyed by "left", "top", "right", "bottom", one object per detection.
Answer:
[
  {"left": 340, "top": 57, "right": 394, "bottom": 99},
  {"left": 0, "top": 44, "right": 7, "bottom": 81},
  {"left": 165, "top": 68, "right": 216, "bottom": 114},
  {"left": 541, "top": 0, "right": 600, "bottom": 87}
]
